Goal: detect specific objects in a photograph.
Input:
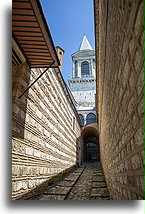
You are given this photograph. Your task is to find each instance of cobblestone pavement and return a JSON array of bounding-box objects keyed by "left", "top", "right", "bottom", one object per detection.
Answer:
[{"left": 38, "top": 161, "right": 110, "bottom": 200}]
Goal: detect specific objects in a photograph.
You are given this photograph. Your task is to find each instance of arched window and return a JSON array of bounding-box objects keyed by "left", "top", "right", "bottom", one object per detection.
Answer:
[
  {"left": 74, "top": 61, "right": 78, "bottom": 77},
  {"left": 79, "top": 114, "right": 84, "bottom": 126},
  {"left": 81, "top": 61, "right": 89, "bottom": 77},
  {"left": 86, "top": 113, "right": 96, "bottom": 125}
]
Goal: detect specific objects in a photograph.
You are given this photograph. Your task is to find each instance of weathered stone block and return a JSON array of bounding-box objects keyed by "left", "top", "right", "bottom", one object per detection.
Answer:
[
  {"left": 139, "top": 176, "right": 144, "bottom": 190},
  {"left": 33, "top": 150, "right": 41, "bottom": 158},
  {"left": 127, "top": 96, "right": 136, "bottom": 115},
  {"left": 12, "top": 182, "right": 17, "bottom": 192},
  {"left": 134, "top": 50, "right": 142, "bottom": 72},
  {"left": 20, "top": 110, "right": 25, "bottom": 120},
  {"left": 134, "top": 2, "right": 143, "bottom": 36},
  {"left": 39, "top": 168, "right": 44, "bottom": 175},
  {"left": 122, "top": 59, "right": 130, "bottom": 88},
  {"left": 26, "top": 167, "right": 32, "bottom": 175},
  {"left": 28, "top": 180, "right": 34, "bottom": 189},
  {"left": 25, "top": 147, "right": 33, "bottom": 156},
  {"left": 129, "top": 38, "right": 135, "bottom": 55},
  {"left": 12, "top": 166, "right": 19, "bottom": 176},
  {"left": 131, "top": 154, "right": 141, "bottom": 170},
  {"left": 134, "top": 126, "right": 143, "bottom": 147},
  {"left": 136, "top": 69, "right": 143, "bottom": 94},
  {"left": 22, "top": 181, "right": 28, "bottom": 190},
  {"left": 16, "top": 181, "right": 23, "bottom": 191},
  {"left": 137, "top": 97, "right": 143, "bottom": 117}
]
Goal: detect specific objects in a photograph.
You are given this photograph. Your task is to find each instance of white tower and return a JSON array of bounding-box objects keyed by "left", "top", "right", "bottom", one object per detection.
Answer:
[{"left": 68, "top": 34, "right": 97, "bottom": 126}]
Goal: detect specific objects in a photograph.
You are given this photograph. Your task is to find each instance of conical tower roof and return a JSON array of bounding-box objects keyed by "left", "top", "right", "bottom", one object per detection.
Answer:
[{"left": 79, "top": 34, "right": 93, "bottom": 51}]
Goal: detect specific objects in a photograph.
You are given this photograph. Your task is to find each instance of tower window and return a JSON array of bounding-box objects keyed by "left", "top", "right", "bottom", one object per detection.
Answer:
[
  {"left": 79, "top": 114, "right": 84, "bottom": 126},
  {"left": 81, "top": 61, "right": 89, "bottom": 77},
  {"left": 86, "top": 113, "right": 96, "bottom": 125}
]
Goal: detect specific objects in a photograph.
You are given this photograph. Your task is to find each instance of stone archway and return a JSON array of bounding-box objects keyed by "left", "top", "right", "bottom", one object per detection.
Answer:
[{"left": 81, "top": 123, "right": 100, "bottom": 163}]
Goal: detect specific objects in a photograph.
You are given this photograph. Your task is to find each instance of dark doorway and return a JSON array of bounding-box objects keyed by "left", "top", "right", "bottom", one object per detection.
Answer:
[
  {"left": 84, "top": 137, "right": 100, "bottom": 162},
  {"left": 81, "top": 124, "right": 100, "bottom": 163},
  {"left": 87, "top": 142, "right": 97, "bottom": 160}
]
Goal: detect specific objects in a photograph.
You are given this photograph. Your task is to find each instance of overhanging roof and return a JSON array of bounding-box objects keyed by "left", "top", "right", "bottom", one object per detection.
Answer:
[{"left": 12, "top": 0, "right": 60, "bottom": 68}]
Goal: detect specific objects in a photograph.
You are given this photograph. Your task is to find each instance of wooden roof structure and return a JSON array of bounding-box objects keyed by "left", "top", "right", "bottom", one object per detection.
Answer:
[{"left": 12, "top": 0, "right": 60, "bottom": 68}]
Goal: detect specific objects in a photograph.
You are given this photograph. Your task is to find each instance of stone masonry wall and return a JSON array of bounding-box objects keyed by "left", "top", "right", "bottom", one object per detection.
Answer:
[
  {"left": 12, "top": 62, "right": 81, "bottom": 199},
  {"left": 94, "top": 0, "right": 144, "bottom": 199}
]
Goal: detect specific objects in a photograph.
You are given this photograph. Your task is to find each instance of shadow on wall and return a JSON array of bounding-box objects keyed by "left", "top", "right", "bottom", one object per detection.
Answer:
[
  {"left": 76, "top": 136, "right": 84, "bottom": 165},
  {"left": 12, "top": 63, "right": 30, "bottom": 139},
  {"left": 16, "top": 164, "right": 78, "bottom": 200}
]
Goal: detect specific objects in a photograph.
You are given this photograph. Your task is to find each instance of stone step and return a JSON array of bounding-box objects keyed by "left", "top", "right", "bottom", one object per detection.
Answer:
[
  {"left": 92, "top": 176, "right": 105, "bottom": 182},
  {"left": 91, "top": 181, "right": 106, "bottom": 188},
  {"left": 90, "top": 187, "right": 109, "bottom": 197},
  {"left": 38, "top": 162, "right": 110, "bottom": 200},
  {"left": 39, "top": 194, "right": 66, "bottom": 200},
  {"left": 44, "top": 185, "right": 71, "bottom": 195}
]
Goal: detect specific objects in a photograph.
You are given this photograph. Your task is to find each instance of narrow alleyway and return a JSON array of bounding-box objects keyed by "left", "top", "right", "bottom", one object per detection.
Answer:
[{"left": 38, "top": 162, "right": 110, "bottom": 200}]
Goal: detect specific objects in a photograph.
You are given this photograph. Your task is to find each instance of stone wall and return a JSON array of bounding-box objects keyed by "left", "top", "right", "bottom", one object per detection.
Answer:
[
  {"left": 12, "top": 62, "right": 82, "bottom": 199},
  {"left": 94, "top": 0, "right": 144, "bottom": 199}
]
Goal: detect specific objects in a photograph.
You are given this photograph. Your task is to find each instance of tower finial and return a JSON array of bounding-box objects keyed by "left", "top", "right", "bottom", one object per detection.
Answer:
[{"left": 79, "top": 34, "right": 93, "bottom": 51}]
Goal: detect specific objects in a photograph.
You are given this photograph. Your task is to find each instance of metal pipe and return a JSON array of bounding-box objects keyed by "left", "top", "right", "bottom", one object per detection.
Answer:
[{"left": 19, "top": 61, "right": 55, "bottom": 99}]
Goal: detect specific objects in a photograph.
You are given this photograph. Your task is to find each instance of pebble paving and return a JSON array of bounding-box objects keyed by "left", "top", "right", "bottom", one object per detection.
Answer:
[{"left": 38, "top": 161, "right": 110, "bottom": 200}]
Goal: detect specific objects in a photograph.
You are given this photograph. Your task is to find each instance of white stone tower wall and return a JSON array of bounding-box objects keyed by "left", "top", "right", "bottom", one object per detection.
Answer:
[
  {"left": 72, "top": 56, "right": 96, "bottom": 78},
  {"left": 72, "top": 90, "right": 96, "bottom": 107},
  {"left": 69, "top": 34, "right": 97, "bottom": 126}
]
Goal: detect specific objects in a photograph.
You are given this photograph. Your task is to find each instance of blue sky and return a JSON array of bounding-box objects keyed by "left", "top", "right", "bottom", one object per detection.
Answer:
[{"left": 40, "top": 0, "right": 95, "bottom": 86}]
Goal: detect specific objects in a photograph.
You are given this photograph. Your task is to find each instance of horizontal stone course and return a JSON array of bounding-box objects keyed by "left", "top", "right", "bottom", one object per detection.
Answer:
[{"left": 12, "top": 62, "right": 81, "bottom": 200}]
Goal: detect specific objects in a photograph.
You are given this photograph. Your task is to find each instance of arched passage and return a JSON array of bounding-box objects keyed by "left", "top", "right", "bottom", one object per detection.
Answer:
[{"left": 80, "top": 123, "right": 100, "bottom": 163}]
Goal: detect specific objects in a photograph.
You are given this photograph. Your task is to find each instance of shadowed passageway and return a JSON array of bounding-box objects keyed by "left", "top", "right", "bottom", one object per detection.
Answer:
[
  {"left": 11, "top": 0, "right": 144, "bottom": 201},
  {"left": 38, "top": 161, "right": 110, "bottom": 200}
]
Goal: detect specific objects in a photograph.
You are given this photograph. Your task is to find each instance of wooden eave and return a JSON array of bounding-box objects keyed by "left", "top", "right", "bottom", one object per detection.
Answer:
[{"left": 12, "top": 0, "right": 60, "bottom": 68}]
